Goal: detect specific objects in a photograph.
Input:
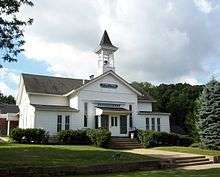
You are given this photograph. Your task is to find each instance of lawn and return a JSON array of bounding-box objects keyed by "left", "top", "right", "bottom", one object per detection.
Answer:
[
  {"left": 72, "top": 168, "right": 220, "bottom": 177},
  {"left": 0, "top": 143, "right": 156, "bottom": 169},
  {"left": 152, "top": 146, "right": 220, "bottom": 156}
]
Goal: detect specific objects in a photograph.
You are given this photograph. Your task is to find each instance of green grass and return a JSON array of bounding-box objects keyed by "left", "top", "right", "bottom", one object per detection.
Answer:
[
  {"left": 0, "top": 143, "right": 156, "bottom": 169},
  {"left": 71, "top": 168, "right": 220, "bottom": 177},
  {"left": 153, "top": 146, "right": 220, "bottom": 156}
]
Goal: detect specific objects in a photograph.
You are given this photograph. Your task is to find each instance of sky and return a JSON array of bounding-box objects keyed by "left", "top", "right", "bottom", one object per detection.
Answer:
[{"left": 0, "top": 0, "right": 220, "bottom": 96}]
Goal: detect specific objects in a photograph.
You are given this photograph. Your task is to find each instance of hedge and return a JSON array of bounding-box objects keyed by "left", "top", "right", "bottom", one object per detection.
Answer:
[
  {"left": 137, "top": 130, "right": 194, "bottom": 147},
  {"left": 86, "top": 128, "right": 111, "bottom": 147},
  {"left": 58, "top": 129, "right": 91, "bottom": 145},
  {"left": 10, "top": 128, "right": 48, "bottom": 144}
]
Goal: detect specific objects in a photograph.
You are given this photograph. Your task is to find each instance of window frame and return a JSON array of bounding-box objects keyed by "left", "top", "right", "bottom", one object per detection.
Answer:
[
  {"left": 84, "top": 102, "right": 88, "bottom": 127},
  {"left": 129, "top": 105, "right": 133, "bottom": 128},
  {"left": 146, "top": 117, "right": 150, "bottom": 130},
  {"left": 65, "top": 115, "right": 70, "bottom": 130},
  {"left": 57, "top": 115, "right": 62, "bottom": 132},
  {"left": 151, "top": 118, "right": 155, "bottom": 131},
  {"left": 157, "top": 118, "right": 161, "bottom": 132}
]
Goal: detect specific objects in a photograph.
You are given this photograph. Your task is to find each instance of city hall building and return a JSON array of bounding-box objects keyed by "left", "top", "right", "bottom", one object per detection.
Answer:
[{"left": 16, "top": 31, "right": 170, "bottom": 137}]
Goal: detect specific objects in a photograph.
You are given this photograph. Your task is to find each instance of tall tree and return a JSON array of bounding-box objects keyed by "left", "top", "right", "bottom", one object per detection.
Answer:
[
  {"left": 0, "top": 0, "right": 33, "bottom": 67},
  {"left": 132, "top": 82, "right": 203, "bottom": 136},
  {"left": 198, "top": 79, "right": 220, "bottom": 149}
]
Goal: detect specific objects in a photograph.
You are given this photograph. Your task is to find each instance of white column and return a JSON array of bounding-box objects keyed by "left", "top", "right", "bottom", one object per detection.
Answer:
[
  {"left": 7, "top": 120, "right": 10, "bottom": 136},
  {"left": 98, "top": 115, "right": 102, "bottom": 128}
]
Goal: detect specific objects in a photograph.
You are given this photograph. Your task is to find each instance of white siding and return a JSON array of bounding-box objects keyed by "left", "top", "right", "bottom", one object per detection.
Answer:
[
  {"left": 134, "top": 114, "right": 170, "bottom": 133},
  {"left": 72, "top": 74, "right": 138, "bottom": 132},
  {"left": 137, "top": 102, "right": 152, "bottom": 112},
  {"left": 35, "top": 111, "right": 81, "bottom": 135},
  {"left": 29, "top": 95, "right": 68, "bottom": 106},
  {"left": 69, "top": 95, "right": 79, "bottom": 109},
  {"left": 18, "top": 86, "right": 35, "bottom": 129}
]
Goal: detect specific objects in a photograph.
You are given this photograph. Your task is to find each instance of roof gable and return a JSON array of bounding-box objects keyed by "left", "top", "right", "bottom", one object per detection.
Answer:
[{"left": 66, "top": 71, "right": 142, "bottom": 96}]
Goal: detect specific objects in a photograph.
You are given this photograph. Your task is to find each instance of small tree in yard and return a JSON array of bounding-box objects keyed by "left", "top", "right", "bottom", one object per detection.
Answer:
[{"left": 198, "top": 79, "right": 220, "bottom": 149}]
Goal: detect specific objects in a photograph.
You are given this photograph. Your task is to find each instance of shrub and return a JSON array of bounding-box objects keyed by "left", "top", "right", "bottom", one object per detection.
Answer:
[
  {"left": 137, "top": 130, "right": 194, "bottom": 147},
  {"left": 86, "top": 128, "right": 111, "bottom": 147},
  {"left": 58, "top": 129, "right": 90, "bottom": 145},
  {"left": 10, "top": 128, "right": 48, "bottom": 144},
  {"left": 10, "top": 128, "right": 24, "bottom": 143},
  {"left": 178, "top": 134, "right": 194, "bottom": 146}
]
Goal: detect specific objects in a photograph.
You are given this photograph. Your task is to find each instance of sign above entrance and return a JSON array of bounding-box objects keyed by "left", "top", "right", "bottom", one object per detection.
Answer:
[{"left": 100, "top": 83, "right": 118, "bottom": 89}]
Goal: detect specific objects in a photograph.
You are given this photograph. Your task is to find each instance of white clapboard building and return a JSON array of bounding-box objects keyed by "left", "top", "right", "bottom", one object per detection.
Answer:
[{"left": 16, "top": 31, "right": 170, "bottom": 137}]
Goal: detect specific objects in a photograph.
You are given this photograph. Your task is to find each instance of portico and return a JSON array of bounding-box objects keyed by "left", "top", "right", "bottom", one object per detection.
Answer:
[{"left": 95, "top": 107, "right": 131, "bottom": 137}]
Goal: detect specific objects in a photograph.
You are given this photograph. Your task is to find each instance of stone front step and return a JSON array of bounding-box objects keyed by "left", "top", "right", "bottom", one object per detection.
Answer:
[
  {"left": 172, "top": 156, "right": 213, "bottom": 167},
  {"left": 172, "top": 155, "right": 206, "bottom": 161},
  {"left": 111, "top": 137, "right": 143, "bottom": 149},
  {"left": 176, "top": 160, "right": 213, "bottom": 167},
  {"left": 175, "top": 157, "right": 210, "bottom": 164}
]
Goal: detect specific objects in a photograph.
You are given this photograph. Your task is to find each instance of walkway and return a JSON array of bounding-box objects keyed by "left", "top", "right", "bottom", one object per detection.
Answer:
[
  {"left": 123, "top": 148, "right": 220, "bottom": 170},
  {"left": 124, "top": 148, "right": 205, "bottom": 159}
]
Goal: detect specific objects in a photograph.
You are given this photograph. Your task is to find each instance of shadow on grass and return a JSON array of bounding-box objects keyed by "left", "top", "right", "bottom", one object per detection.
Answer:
[{"left": 0, "top": 144, "right": 156, "bottom": 169}]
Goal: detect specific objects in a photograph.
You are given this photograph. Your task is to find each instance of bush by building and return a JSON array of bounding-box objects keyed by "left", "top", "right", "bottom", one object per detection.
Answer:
[
  {"left": 137, "top": 130, "right": 194, "bottom": 147},
  {"left": 86, "top": 128, "right": 111, "bottom": 147},
  {"left": 58, "top": 129, "right": 91, "bottom": 145},
  {"left": 10, "top": 128, "right": 48, "bottom": 144}
]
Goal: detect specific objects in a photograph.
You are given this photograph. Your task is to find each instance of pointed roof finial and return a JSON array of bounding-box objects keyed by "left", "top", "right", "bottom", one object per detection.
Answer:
[
  {"left": 95, "top": 30, "right": 118, "bottom": 53},
  {"left": 100, "top": 30, "right": 116, "bottom": 48}
]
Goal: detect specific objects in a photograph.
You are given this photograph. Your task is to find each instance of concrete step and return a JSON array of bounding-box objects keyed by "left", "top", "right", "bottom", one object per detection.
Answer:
[
  {"left": 172, "top": 156, "right": 206, "bottom": 161},
  {"left": 111, "top": 138, "right": 143, "bottom": 149},
  {"left": 176, "top": 160, "right": 213, "bottom": 167},
  {"left": 175, "top": 158, "right": 210, "bottom": 164}
]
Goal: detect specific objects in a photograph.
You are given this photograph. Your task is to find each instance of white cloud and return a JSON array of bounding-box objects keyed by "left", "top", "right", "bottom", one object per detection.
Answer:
[
  {"left": 20, "top": 0, "right": 220, "bottom": 84},
  {"left": 0, "top": 68, "right": 19, "bottom": 96},
  {"left": 194, "top": 0, "right": 215, "bottom": 13},
  {"left": 0, "top": 81, "right": 16, "bottom": 96},
  {"left": 24, "top": 35, "right": 97, "bottom": 79}
]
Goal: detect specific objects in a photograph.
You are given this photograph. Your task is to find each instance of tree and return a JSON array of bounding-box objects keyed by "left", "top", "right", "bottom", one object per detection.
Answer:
[
  {"left": 132, "top": 82, "right": 203, "bottom": 137},
  {"left": 198, "top": 79, "right": 220, "bottom": 149},
  {"left": 0, "top": 0, "right": 33, "bottom": 67},
  {"left": 0, "top": 92, "right": 15, "bottom": 104}
]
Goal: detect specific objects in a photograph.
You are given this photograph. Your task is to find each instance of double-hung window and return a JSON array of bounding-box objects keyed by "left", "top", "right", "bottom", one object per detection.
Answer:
[
  {"left": 146, "top": 118, "right": 150, "bottom": 130},
  {"left": 151, "top": 118, "right": 155, "bottom": 131},
  {"left": 84, "top": 102, "right": 88, "bottom": 127},
  {"left": 157, "top": 118, "right": 161, "bottom": 132},
  {"left": 57, "top": 115, "right": 62, "bottom": 132},
  {"left": 65, "top": 115, "right": 70, "bottom": 130},
  {"left": 129, "top": 105, "right": 133, "bottom": 128}
]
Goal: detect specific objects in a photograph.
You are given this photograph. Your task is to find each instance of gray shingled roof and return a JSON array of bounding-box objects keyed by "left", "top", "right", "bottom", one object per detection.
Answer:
[
  {"left": 0, "top": 104, "right": 19, "bottom": 114},
  {"left": 22, "top": 73, "right": 90, "bottom": 95},
  {"left": 138, "top": 94, "right": 155, "bottom": 102},
  {"left": 31, "top": 104, "right": 78, "bottom": 112},
  {"left": 22, "top": 73, "right": 155, "bottom": 102}
]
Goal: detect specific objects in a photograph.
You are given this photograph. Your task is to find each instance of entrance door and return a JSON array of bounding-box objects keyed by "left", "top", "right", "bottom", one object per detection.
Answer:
[
  {"left": 101, "top": 115, "right": 109, "bottom": 130},
  {"left": 109, "top": 115, "right": 119, "bottom": 136},
  {"left": 120, "top": 115, "right": 127, "bottom": 134}
]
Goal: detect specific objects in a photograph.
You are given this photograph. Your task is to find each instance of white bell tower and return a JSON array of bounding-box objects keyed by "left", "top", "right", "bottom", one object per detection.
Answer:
[{"left": 95, "top": 30, "right": 118, "bottom": 76}]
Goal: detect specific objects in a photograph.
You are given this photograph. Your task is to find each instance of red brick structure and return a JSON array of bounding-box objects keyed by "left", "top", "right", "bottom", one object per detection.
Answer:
[
  {"left": 0, "top": 118, "right": 7, "bottom": 135},
  {"left": 0, "top": 104, "right": 19, "bottom": 136}
]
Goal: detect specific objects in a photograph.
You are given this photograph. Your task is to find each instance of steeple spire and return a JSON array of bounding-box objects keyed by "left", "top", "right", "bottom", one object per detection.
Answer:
[
  {"left": 95, "top": 30, "right": 118, "bottom": 76},
  {"left": 100, "top": 30, "right": 113, "bottom": 46}
]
